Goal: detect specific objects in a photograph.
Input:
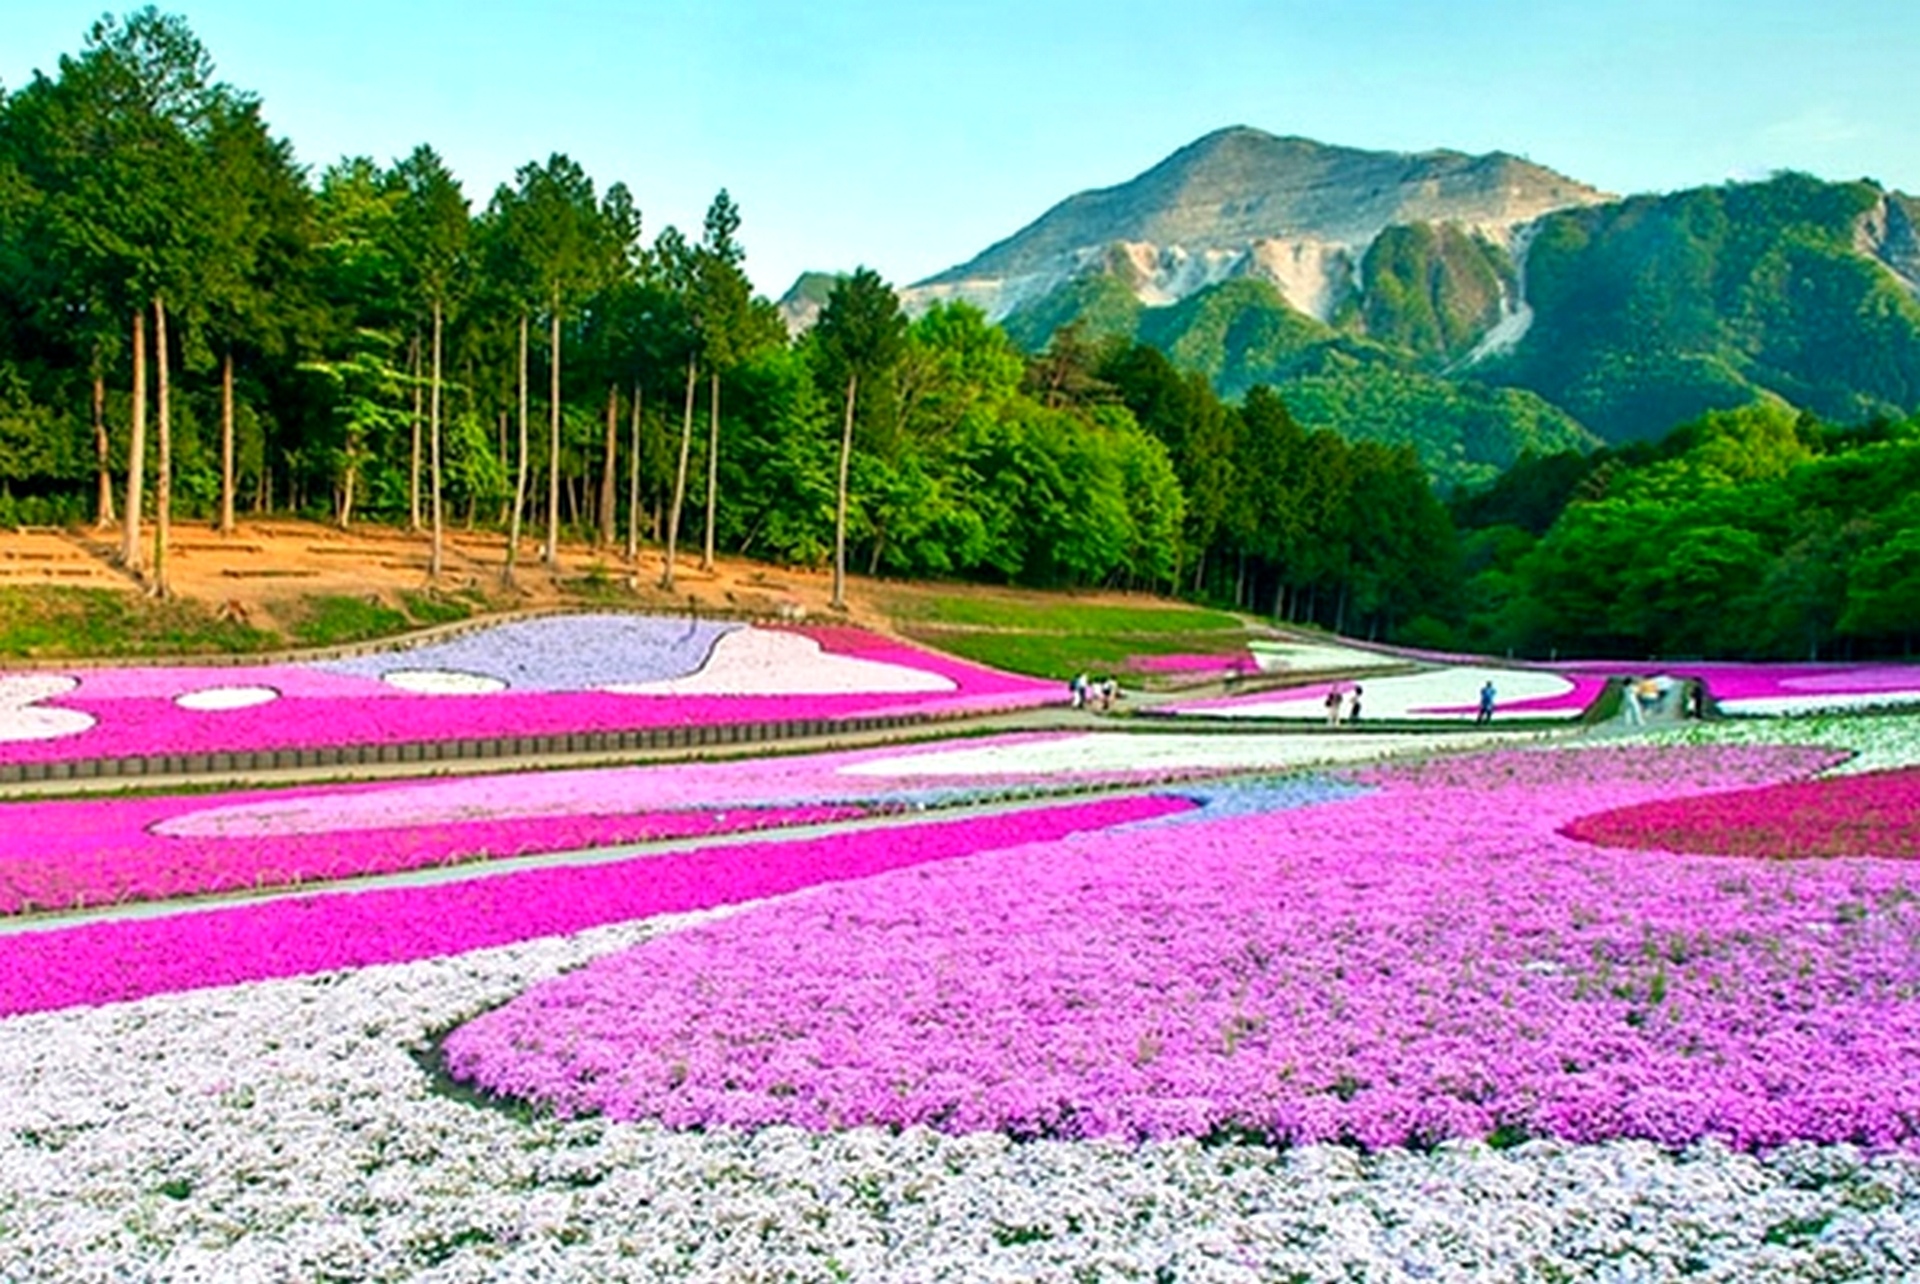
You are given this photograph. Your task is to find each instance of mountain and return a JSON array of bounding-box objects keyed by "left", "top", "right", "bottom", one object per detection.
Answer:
[
  {"left": 782, "top": 129, "right": 1920, "bottom": 483},
  {"left": 901, "top": 126, "right": 1612, "bottom": 323}
]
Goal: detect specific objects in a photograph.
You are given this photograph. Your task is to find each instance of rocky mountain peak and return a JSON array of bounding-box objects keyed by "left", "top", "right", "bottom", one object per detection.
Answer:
[{"left": 897, "top": 125, "right": 1613, "bottom": 322}]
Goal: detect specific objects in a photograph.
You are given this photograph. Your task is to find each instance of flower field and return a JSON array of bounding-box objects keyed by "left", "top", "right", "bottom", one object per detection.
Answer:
[
  {"left": 1164, "top": 656, "right": 1920, "bottom": 722},
  {"left": 3, "top": 626, "right": 1920, "bottom": 1278},
  {"left": 1168, "top": 664, "right": 1609, "bottom": 721},
  {"left": 0, "top": 615, "right": 1057, "bottom": 763},
  {"left": 0, "top": 794, "right": 1189, "bottom": 1016},
  {"left": 0, "top": 729, "right": 1461, "bottom": 915},
  {"left": 444, "top": 742, "right": 1920, "bottom": 1153},
  {"left": 1563, "top": 764, "right": 1920, "bottom": 860}
]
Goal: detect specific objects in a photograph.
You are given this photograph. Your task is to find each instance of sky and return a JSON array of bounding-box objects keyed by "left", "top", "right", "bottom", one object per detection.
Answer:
[{"left": 3, "top": 1, "right": 1917, "bottom": 299}]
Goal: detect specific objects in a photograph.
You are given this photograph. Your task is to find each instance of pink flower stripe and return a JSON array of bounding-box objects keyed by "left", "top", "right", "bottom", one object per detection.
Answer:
[
  {"left": 0, "top": 794, "right": 1191, "bottom": 1017},
  {"left": 65, "top": 663, "right": 394, "bottom": 700},
  {"left": 445, "top": 743, "right": 1920, "bottom": 1153},
  {"left": 1562, "top": 766, "right": 1920, "bottom": 861},
  {"left": 0, "top": 732, "right": 1194, "bottom": 914},
  {"left": 1558, "top": 660, "right": 1920, "bottom": 704},
  {"left": 0, "top": 627, "right": 1057, "bottom": 765},
  {"left": 0, "top": 796, "right": 867, "bottom": 915}
]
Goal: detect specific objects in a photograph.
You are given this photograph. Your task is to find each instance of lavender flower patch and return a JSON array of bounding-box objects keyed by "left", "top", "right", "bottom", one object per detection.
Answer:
[{"left": 316, "top": 614, "right": 737, "bottom": 691}]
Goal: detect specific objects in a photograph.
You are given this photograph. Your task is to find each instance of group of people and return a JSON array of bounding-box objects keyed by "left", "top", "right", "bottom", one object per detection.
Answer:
[
  {"left": 1069, "top": 672, "right": 1120, "bottom": 712},
  {"left": 1322, "top": 684, "right": 1364, "bottom": 725}
]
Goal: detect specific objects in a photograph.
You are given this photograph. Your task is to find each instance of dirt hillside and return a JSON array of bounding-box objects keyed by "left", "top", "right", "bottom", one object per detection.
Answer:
[{"left": 3, "top": 519, "right": 873, "bottom": 636}]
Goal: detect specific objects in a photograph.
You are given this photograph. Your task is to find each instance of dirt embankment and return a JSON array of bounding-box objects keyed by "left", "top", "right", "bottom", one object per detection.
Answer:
[{"left": 1, "top": 519, "right": 871, "bottom": 637}]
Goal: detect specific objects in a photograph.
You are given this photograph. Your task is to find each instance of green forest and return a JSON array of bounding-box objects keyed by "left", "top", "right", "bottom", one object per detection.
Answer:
[{"left": 1, "top": 10, "right": 1917, "bottom": 659}]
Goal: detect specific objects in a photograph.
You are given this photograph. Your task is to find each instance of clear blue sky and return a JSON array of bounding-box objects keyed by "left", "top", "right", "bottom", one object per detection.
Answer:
[{"left": 4, "top": 1, "right": 1916, "bottom": 298}]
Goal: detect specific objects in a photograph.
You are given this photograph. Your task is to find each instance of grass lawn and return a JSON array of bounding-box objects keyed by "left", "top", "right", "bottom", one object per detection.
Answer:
[
  {"left": 874, "top": 587, "right": 1256, "bottom": 681},
  {"left": 0, "top": 587, "right": 275, "bottom": 658}
]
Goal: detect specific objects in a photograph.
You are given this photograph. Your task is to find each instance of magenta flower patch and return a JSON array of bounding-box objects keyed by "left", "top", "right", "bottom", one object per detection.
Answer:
[
  {"left": 0, "top": 732, "right": 1240, "bottom": 914},
  {"left": 0, "top": 794, "right": 1191, "bottom": 1016},
  {"left": 1562, "top": 765, "right": 1920, "bottom": 861},
  {"left": 444, "top": 742, "right": 1920, "bottom": 1153}
]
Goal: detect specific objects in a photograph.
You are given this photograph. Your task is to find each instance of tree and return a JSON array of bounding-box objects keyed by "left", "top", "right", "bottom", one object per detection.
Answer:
[
  {"left": 197, "top": 93, "right": 310, "bottom": 535},
  {"left": 655, "top": 225, "right": 699, "bottom": 591},
  {"left": 392, "top": 145, "right": 470, "bottom": 579},
  {"left": 689, "top": 190, "right": 764, "bottom": 571},
  {"left": 8, "top": 8, "right": 233, "bottom": 593},
  {"left": 813, "top": 267, "right": 907, "bottom": 609},
  {"left": 486, "top": 155, "right": 621, "bottom": 576}
]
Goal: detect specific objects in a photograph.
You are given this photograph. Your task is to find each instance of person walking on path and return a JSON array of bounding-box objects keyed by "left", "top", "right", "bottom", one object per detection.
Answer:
[
  {"left": 1477, "top": 680, "right": 1497, "bottom": 725},
  {"left": 1324, "top": 686, "right": 1343, "bottom": 727},
  {"left": 1346, "top": 685, "right": 1364, "bottom": 724}
]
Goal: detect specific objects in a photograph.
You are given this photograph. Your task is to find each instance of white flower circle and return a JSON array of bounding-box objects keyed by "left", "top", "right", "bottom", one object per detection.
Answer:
[
  {"left": 0, "top": 674, "right": 95, "bottom": 742},
  {"left": 603, "top": 629, "right": 954, "bottom": 696},
  {"left": 175, "top": 685, "right": 282, "bottom": 711},
  {"left": 382, "top": 668, "right": 509, "bottom": 696}
]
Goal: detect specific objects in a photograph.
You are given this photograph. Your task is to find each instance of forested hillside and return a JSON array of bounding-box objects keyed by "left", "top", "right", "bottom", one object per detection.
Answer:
[
  {"left": 1451, "top": 404, "right": 1920, "bottom": 659},
  {"left": 1484, "top": 174, "right": 1920, "bottom": 440},
  {"left": 0, "top": 9, "right": 1464, "bottom": 645}
]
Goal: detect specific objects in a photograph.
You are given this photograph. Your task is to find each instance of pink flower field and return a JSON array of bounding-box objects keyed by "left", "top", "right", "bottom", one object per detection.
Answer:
[
  {"left": 0, "top": 732, "right": 1268, "bottom": 914},
  {"left": 444, "top": 741, "right": 1920, "bottom": 1153},
  {"left": 0, "top": 794, "right": 1190, "bottom": 1016}
]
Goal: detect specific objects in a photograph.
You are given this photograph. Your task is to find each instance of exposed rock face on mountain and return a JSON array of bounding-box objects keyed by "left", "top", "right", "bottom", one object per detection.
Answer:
[
  {"left": 1861, "top": 192, "right": 1920, "bottom": 296},
  {"left": 775, "top": 271, "right": 846, "bottom": 337},
  {"left": 900, "top": 126, "right": 1613, "bottom": 322}
]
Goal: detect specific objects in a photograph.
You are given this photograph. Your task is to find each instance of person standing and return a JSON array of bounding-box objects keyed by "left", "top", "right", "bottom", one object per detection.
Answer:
[
  {"left": 1477, "top": 680, "right": 1497, "bottom": 725},
  {"left": 1324, "top": 686, "right": 1343, "bottom": 727},
  {"left": 1346, "top": 685, "right": 1363, "bottom": 724}
]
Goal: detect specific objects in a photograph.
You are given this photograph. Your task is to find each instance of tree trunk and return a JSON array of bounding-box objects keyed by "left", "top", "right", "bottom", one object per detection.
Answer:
[
  {"left": 600, "top": 382, "right": 618, "bottom": 549},
  {"left": 429, "top": 301, "right": 445, "bottom": 581},
  {"left": 219, "top": 349, "right": 236, "bottom": 534},
  {"left": 408, "top": 331, "right": 422, "bottom": 532},
  {"left": 832, "top": 370, "right": 857, "bottom": 611},
  {"left": 626, "top": 378, "right": 641, "bottom": 564},
  {"left": 661, "top": 354, "right": 697, "bottom": 590},
  {"left": 123, "top": 309, "right": 146, "bottom": 571},
  {"left": 151, "top": 295, "right": 171, "bottom": 599},
  {"left": 504, "top": 312, "right": 531, "bottom": 586},
  {"left": 544, "top": 291, "right": 561, "bottom": 567},
  {"left": 92, "top": 370, "right": 114, "bottom": 528},
  {"left": 702, "top": 370, "right": 719, "bottom": 570}
]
